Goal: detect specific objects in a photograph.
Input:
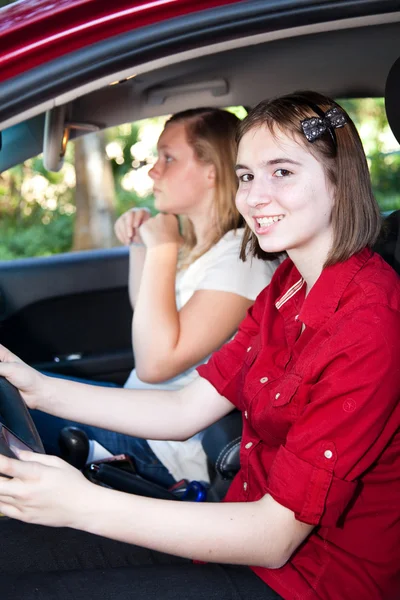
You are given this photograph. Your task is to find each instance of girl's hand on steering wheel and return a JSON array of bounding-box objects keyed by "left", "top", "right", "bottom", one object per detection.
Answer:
[
  {"left": 0, "top": 344, "right": 52, "bottom": 411},
  {"left": 0, "top": 451, "right": 96, "bottom": 528}
]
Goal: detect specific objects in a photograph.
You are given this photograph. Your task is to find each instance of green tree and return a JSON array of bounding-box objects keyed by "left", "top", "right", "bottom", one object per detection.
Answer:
[{"left": 340, "top": 98, "right": 400, "bottom": 212}]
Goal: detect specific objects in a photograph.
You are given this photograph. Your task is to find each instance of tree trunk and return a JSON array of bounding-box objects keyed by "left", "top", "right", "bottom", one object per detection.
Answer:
[{"left": 73, "top": 132, "right": 116, "bottom": 251}]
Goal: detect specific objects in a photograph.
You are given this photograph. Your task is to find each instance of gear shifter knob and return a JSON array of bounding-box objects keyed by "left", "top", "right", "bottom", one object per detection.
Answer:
[{"left": 58, "top": 426, "right": 90, "bottom": 469}]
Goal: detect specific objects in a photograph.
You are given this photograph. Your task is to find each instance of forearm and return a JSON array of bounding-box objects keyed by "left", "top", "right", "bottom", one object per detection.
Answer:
[
  {"left": 78, "top": 488, "right": 290, "bottom": 569},
  {"left": 128, "top": 244, "right": 147, "bottom": 307},
  {"left": 133, "top": 244, "right": 180, "bottom": 374},
  {"left": 40, "top": 376, "right": 194, "bottom": 440}
]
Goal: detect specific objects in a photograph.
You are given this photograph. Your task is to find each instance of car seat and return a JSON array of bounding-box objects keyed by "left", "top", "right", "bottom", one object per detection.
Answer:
[{"left": 374, "top": 55, "right": 400, "bottom": 275}]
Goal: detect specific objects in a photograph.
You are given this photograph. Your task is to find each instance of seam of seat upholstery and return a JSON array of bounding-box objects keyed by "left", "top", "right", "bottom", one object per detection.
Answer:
[{"left": 216, "top": 436, "right": 242, "bottom": 473}]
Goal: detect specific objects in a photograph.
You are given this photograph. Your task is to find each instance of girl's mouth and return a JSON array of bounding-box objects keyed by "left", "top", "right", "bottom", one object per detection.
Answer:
[{"left": 253, "top": 215, "right": 284, "bottom": 233}]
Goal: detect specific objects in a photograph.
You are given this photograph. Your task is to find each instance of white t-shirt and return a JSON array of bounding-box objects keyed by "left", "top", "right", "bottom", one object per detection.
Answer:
[{"left": 124, "top": 229, "right": 281, "bottom": 482}]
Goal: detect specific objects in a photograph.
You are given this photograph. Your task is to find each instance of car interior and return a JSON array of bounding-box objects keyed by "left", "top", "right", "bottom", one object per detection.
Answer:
[{"left": 0, "top": 2, "right": 399, "bottom": 502}]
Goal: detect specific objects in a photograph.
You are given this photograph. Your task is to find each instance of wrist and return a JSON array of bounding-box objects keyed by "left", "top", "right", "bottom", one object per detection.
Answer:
[
  {"left": 129, "top": 244, "right": 146, "bottom": 256},
  {"left": 34, "top": 372, "right": 58, "bottom": 412},
  {"left": 68, "top": 479, "right": 103, "bottom": 531},
  {"left": 76, "top": 484, "right": 126, "bottom": 536},
  {"left": 145, "top": 242, "right": 180, "bottom": 257}
]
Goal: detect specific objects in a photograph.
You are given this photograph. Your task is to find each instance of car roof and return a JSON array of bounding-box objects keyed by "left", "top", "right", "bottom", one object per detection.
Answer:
[{"left": 0, "top": 0, "right": 399, "bottom": 172}]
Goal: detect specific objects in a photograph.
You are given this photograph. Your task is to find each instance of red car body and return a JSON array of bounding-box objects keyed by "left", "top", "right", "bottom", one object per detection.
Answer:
[{"left": 0, "top": 0, "right": 241, "bottom": 83}]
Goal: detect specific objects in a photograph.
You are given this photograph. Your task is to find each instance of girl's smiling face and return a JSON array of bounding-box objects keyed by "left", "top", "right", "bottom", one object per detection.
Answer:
[{"left": 235, "top": 125, "right": 335, "bottom": 264}]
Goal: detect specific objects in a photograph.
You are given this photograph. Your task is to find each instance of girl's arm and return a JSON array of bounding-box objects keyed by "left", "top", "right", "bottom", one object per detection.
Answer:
[
  {"left": 128, "top": 244, "right": 147, "bottom": 307},
  {"left": 0, "top": 453, "right": 313, "bottom": 570},
  {"left": 133, "top": 245, "right": 253, "bottom": 383},
  {"left": 0, "top": 345, "right": 233, "bottom": 441},
  {"left": 133, "top": 218, "right": 255, "bottom": 383},
  {"left": 114, "top": 207, "right": 150, "bottom": 307}
]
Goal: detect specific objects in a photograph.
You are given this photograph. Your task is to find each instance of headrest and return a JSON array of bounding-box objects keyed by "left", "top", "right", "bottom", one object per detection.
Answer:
[{"left": 385, "top": 57, "right": 400, "bottom": 145}]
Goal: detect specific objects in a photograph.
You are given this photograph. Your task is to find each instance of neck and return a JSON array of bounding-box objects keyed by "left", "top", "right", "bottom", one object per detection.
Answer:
[
  {"left": 186, "top": 193, "right": 217, "bottom": 249},
  {"left": 288, "top": 233, "right": 333, "bottom": 294}
]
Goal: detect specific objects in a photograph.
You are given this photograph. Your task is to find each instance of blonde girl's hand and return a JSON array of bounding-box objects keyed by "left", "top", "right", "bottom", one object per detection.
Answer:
[
  {"left": 114, "top": 207, "right": 152, "bottom": 245},
  {"left": 0, "top": 451, "right": 96, "bottom": 528},
  {"left": 139, "top": 213, "right": 183, "bottom": 249},
  {"left": 0, "top": 344, "right": 52, "bottom": 411}
]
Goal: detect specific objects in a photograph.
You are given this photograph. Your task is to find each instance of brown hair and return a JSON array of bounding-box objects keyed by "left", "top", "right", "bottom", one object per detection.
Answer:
[
  {"left": 164, "top": 108, "right": 242, "bottom": 267},
  {"left": 237, "top": 91, "right": 381, "bottom": 266}
]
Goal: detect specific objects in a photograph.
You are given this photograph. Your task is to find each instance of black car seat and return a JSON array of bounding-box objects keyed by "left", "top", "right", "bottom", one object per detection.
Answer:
[
  {"left": 374, "top": 55, "right": 400, "bottom": 275},
  {"left": 374, "top": 209, "right": 400, "bottom": 274}
]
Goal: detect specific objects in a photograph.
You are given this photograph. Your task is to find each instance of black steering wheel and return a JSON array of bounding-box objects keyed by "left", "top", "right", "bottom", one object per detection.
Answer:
[{"left": 0, "top": 376, "right": 44, "bottom": 458}]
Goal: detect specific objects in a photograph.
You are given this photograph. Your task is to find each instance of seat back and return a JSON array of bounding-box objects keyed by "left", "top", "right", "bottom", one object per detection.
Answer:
[
  {"left": 374, "top": 57, "right": 400, "bottom": 274},
  {"left": 374, "top": 210, "right": 400, "bottom": 274}
]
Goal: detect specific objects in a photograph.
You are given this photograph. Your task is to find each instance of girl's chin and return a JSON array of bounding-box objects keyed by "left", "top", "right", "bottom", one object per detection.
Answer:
[{"left": 256, "top": 237, "right": 286, "bottom": 255}]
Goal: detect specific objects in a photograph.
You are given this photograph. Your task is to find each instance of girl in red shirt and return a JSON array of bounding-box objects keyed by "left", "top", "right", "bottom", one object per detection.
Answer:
[{"left": 0, "top": 91, "right": 398, "bottom": 600}]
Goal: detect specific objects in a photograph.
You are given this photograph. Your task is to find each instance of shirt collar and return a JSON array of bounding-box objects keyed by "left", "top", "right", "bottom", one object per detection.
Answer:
[
  {"left": 300, "top": 248, "right": 373, "bottom": 329},
  {"left": 275, "top": 248, "right": 373, "bottom": 329}
]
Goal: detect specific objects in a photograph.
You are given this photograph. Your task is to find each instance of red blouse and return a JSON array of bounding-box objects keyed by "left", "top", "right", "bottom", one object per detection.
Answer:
[{"left": 198, "top": 248, "right": 400, "bottom": 600}]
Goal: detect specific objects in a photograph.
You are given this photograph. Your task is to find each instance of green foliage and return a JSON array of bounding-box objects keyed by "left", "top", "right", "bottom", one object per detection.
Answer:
[
  {"left": 339, "top": 98, "right": 400, "bottom": 211},
  {"left": 0, "top": 0, "right": 17, "bottom": 8},
  {"left": 369, "top": 151, "right": 400, "bottom": 211},
  {"left": 0, "top": 214, "right": 73, "bottom": 259},
  {"left": 0, "top": 153, "right": 76, "bottom": 259}
]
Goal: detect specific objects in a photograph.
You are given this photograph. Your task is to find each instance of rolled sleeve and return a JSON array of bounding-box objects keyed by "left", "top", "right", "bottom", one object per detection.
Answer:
[{"left": 267, "top": 445, "right": 357, "bottom": 526}]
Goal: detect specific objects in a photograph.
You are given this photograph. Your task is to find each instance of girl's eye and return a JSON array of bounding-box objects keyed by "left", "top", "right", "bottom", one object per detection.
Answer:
[
  {"left": 274, "top": 168, "right": 292, "bottom": 177},
  {"left": 165, "top": 155, "right": 174, "bottom": 163},
  {"left": 238, "top": 173, "right": 253, "bottom": 183}
]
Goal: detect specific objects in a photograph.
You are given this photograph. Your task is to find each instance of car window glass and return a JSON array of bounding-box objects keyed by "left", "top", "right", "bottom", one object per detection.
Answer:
[{"left": 0, "top": 100, "right": 398, "bottom": 260}]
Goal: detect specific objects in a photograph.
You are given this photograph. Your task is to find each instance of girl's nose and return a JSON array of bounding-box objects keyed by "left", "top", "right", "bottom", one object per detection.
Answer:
[
  {"left": 245, "top": 181, "right": 272, "bottom": 208},
  {"left": 149, "top": 161, "right": 160, "bottom": 181}
]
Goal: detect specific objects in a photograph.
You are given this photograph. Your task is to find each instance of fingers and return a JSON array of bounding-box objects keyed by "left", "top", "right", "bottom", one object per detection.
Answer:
[
  {"left": 0, "top": 360, "right": 28, "bottom": 386},
  {"left": 0, "top": 454, "right": 31, "bottom": 480},
  {"left": 0, "top": 344, "right": 24, "bottom": 365},
  {"left": 0, "top": 452, "right": 65, "bottom": 481},
  {"left": 114, "top": 208, "right": 151, "bottom": 245},
  {"left": 0, "top": 503, "right": 22, "bottom": 520},
  {"left": 14, "top": 451, "right": 64, "bottom": 469}
]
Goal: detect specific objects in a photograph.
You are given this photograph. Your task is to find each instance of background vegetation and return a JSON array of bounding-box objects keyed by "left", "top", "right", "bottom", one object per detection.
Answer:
[{"left": 0, "top": 100, "right": 398, "bottom": 260}]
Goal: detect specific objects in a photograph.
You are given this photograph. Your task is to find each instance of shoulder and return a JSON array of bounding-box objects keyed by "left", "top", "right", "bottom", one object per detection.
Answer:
[
  {"left": 209, "top": 228, "right": 244, "bottom": 255},
  {"left": 350, "top": 251, "right": 400, "bottom": 313},
  {"left": 191, "top": 230, "right": 285, "bottom": 300},
  {"left": 324, "top": 253, "right": 400, "bottom": 354}
]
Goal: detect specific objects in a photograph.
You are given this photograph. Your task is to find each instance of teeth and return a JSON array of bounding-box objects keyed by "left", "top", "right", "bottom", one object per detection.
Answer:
[{"left": 256, "top": 215, "right": 284, "bottom": 226}]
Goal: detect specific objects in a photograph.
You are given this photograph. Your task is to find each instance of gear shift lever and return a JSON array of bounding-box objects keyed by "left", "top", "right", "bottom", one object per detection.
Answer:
[{"left": 58, "top": 426, "right": 90, "bottom": 469}]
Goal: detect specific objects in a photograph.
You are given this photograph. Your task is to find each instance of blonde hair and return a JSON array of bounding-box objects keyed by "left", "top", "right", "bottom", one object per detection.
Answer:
[
  {"left": 237, "top": 91, "right": 381, "bottom": 266},
  {"left": 164, "top": 108, "right": 242, "bottom": 267}
]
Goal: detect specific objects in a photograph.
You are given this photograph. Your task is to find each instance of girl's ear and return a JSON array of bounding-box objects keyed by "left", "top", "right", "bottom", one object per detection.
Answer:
[{"left": 206, "top": 164, "right": 217, "bottom": 188}]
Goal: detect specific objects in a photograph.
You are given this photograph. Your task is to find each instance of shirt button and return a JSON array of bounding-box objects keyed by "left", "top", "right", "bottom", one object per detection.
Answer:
[
  {"left": 275, "top": 392, "right": 281, "bottom": 400},
  {"left": 295, "top": 314, "right": 299, "bottom": 321},
  {"left": 245, "top": 442, "right": 253, "bottom": 449},
  {"left": 260, "top": 377, "right": 268, "bottom": 383},
  {"left": 243, "top": 482, "right": 248, "bottom": 491},
  {"left": 246, "top": 346, "right": 252, "bottom": 352},
  {"left": 244, "top": 411, "right": 248, "bottom": 419},
  {"left": 324, "top": 450, "right": 333, "bottom": 459}
]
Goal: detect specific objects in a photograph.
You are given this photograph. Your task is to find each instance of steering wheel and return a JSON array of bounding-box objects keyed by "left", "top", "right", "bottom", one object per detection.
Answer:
[{"left": 0, "top": 376, "right": 44, "bottom": 457}]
